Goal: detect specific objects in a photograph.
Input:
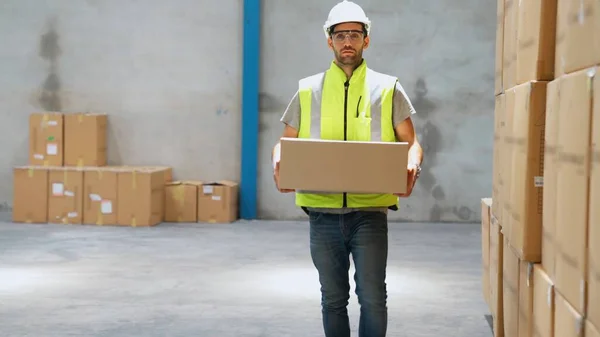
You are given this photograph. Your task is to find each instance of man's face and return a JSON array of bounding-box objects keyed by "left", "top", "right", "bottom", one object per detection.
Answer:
[{"left": 328, "top": 22, "right": 369, "bottom": 67}]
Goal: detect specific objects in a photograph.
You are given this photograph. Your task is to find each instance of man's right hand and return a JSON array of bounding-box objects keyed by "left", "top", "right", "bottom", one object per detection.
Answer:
[
  {"left": 273, "top": 160, "right": 294, "bottom": 193},
  {"left": 272, "top": 141, "right": 294, "bottom": 193}
]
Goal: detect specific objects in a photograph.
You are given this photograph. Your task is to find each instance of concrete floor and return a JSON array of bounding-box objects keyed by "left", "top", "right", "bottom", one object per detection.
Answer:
[{"left": 0, "top": 216, "right": 492, "bottom": 337}]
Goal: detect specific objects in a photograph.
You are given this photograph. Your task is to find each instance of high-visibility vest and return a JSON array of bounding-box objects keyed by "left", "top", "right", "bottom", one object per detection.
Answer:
[{"left": 295, "top": 60, "right": 399, "bottom": 209}]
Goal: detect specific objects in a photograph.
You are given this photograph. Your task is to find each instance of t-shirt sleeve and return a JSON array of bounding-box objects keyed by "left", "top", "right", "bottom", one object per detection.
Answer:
[
  {"left": 280, "top": 90, "right": 301, "bottom": 130},
  {"left": 392, "top": 80, "right": 416, "bottom": 128}
]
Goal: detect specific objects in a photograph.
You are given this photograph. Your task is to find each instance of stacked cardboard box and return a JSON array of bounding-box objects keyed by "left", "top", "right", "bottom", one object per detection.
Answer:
[
  {"left": 13, "top": 112, "right": 238, "bottom": 226},
  {"left": 28, "top": 112, "right": 107, "bottom": 167},
  {"left": 488, "top": 205, "right": 505, "bottom": 337},
  {"left": 164, "top": 180, "right": 238, "bottom": 224},
  {"left": 485, "top": 0, "right": 600, "bottom": 336},
  {"left": 482, "top": 198, "right": 493, "bottom": 309}
]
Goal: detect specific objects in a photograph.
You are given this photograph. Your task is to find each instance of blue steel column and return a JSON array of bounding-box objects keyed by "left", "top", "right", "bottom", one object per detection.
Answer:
[{"left": 240, "top": 0, "right": 260, "bottom": 219}]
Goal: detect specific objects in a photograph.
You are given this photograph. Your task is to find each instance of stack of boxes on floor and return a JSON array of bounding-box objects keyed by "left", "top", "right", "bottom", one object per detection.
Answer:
[
  {"left": 12, "top": 112, "right": 238, "bottom": 226},
  {"left": 482, "top": 0, "right": 600, "bottom": 336}
]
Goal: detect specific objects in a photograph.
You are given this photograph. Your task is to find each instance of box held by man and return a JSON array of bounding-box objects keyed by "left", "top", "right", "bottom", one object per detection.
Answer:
[{"left": 278, "top": 138, "right": 409, "bottom": 194}]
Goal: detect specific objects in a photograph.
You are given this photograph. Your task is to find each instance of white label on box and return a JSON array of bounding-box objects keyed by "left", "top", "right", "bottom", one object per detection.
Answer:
[
  {"left": 64, "top": 190, "right": 75, "bottom": 197},
  {"left": 547, "top": 286, "right": 552, "bottom": 307},
  {"left": 203, "top": 186, "right": 214, "bottom": 194},
  {"left": 67, "top": 212, "right": 78, "bottom": 218},
  {"left": 47, "top": 120, "right": 58, "bottom": 126},
  {"left": 52, "top": 183, "right": 64, "bottom": 196},
  {"left": 534, "top": 176, "right": 543, "bottom": 187},
  {"left": 212, "top": 196, "right": 221, "bottom": 201},
  {"left": 89, "top": 194, "right": 102, "bottom": 201},
  {"left": 34, "top": 154, "right": 44, "bottom": 160},
  {"left": 47, "top": 143, "right": 58, "bottom": 155},
  {"left": 101, "top": 200, "right": 112, "bottom": 214}
]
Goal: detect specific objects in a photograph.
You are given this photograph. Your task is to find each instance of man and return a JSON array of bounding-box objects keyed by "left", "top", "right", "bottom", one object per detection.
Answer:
[{"left": 271, "top": 1, "right": 423, "bottom": 336}]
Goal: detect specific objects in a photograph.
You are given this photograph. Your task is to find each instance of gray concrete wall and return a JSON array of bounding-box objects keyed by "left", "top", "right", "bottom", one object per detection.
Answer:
[
  {"left": 0, "top": 0, "right": 496, "bottom": 222},
  {"left": 258, "top": 0, "right": 496, "bottom": 222},
  {"left": 0, "top": 0, "right": 243, "bottom": 212}
]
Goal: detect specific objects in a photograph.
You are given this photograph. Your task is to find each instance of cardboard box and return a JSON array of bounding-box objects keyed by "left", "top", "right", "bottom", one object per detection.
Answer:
[
  {"left": 503, "top": 237, "right": 520, "bottom": 337},
  {"left": 555, "top": 67, "right": 597, "bottom": 314},
  {"left": 165, "top": 181, "right": 202, "bottom": 222},
  {"left": 502, "top": 0, "right": 518, "bottom": 90},
  {"left": 509, "top": 81, "right": 547, "bottom": 262},
  {"left": 495, "top": 0, "right": 505, "bottom": 94},
  {"left": 493, "top": 94, "right": 506, "bottom": 222},
  {"left": 557, "top": 0, "right": 600, "bottom": 75},
  {"left": 117, "top": 167, "right": 166, "bottom": 227},
  {"left": 518, "top": 261, "right": 535, "bottom": 337},
  {"left": 502, "top": 87, "right": 517, "bottom": 237},
  {"left": 587, "top": 321, "right": 600, "bottom": 337},
  {"left": 197, "top": 181, "right": 238, "bottom": 223},
  {"left": 117, "top": 165, "right": 173, "bottom": 183},
  {"left": 12, "top": 166, "right": 49, "bottom": 223},
  {"left": 490, "top": 219, "right": 505, "bottom": 337},
  {"left": 64, "top": 113, "right": 107, "bottom": 167},
  {"left": 533, "top": 264, "right": 554, "bottom": 337},
  {"left": 148, "top": 166, "right": 172, "bottom": 221},
  {"left": 589, "top": 67, "right": 600, "bottom": 328},
  {"left": 139, "top": 166, "right": 173, "bottom": 183},
  {"left": 114, "top": 165, "right": 172, "bottom": 222},
  {"left": 29, "top": 112, "right": 64, "bottom": 166},
  {"left": 158, "top": 166, "right": 173, "bottom": 183},
  {"left": 554, "top": 291, "right": 584, "bottom": 337},
  {"left": 278, "top": 138, "right": 409, "bottom": 195},
  {"left": 482, "top": 197, "right": 493, "bottom": 309},
  {"left": 554, "top": 0, "right": 569, "bottom": 77},
  {"left": 83, "top": 167, "right": 118, "bottom": 226},
  {"left": 543, "top": 78, "right": 561, "bottom": 281},
  {"left": 515, "top": 0, "right": 557, "bottom": 84},
  {"left": 48, "top": 167, "right": 84, "bottom": 224}
]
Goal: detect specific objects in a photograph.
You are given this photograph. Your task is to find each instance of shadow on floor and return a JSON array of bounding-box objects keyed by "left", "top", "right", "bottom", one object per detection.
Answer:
[{"left": 485, "top": 314, "right": 493, "bottom": 335}]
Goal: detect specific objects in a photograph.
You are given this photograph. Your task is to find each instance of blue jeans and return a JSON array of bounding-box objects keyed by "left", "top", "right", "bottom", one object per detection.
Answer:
[{"left": 309, "top": 210, "right": 388, "bottom": 337}]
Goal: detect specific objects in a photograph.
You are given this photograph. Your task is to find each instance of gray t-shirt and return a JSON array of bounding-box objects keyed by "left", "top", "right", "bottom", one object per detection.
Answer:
[{"left": 279, "top": 77, "right": 417, "bottom": 215}]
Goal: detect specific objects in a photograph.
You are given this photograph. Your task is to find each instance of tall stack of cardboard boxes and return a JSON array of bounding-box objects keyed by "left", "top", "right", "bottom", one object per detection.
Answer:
[
  {"left": 12, "top": 112, "right": 238, "bottom": 226},
  {"left": 482, "top": 0, "right": 600, "bottom": 336}
]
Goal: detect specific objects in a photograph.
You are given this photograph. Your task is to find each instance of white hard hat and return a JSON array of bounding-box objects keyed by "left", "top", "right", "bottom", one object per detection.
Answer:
[{"left": 323, "top": 0, "right": 371, "bottom": 38}]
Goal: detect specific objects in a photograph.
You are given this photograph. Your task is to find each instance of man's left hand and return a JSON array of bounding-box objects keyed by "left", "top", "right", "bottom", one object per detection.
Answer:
[{"left": 395, "top": 163, "right": 419, "bottom": 197}]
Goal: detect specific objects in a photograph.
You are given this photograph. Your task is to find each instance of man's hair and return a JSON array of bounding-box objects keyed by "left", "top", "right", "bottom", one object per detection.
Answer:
[{"left": 328, "top": 22, "right": 368, "bottom": 37}]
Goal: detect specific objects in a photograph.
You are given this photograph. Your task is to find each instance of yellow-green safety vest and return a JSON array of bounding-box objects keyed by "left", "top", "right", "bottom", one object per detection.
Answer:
[{"left": 295, "top": 60, "right": 400, "bottom": 209}]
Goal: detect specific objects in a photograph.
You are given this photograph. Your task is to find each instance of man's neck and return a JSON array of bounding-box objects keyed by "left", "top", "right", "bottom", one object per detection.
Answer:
[{"left": 334, "top": 59, "right": 364, "bottom": 79}]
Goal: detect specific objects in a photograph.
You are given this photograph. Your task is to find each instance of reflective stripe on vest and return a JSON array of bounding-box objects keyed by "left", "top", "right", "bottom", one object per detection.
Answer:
[{"left": 295, "top": 61, "right": 399, "bottom": 209}]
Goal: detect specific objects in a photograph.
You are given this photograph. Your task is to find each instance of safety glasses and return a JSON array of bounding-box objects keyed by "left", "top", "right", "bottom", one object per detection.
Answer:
[{"left": 331, "top": 30, "right": 364, "bottom": 43}]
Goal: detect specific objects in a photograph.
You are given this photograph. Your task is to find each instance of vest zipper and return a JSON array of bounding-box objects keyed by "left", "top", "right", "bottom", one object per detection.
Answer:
[{"left": 343, "top": 80, "right": 349, "bottom": 208}]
